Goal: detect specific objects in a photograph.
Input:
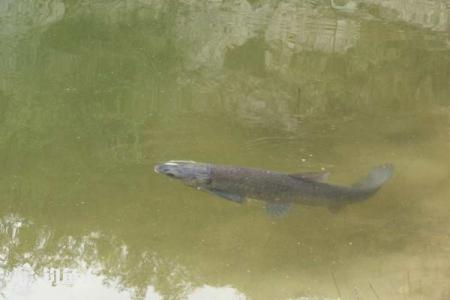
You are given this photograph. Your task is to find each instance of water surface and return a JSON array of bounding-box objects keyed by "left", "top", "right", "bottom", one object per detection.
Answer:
[{"left": 1, "top": 1, "right": 449, "bottom": 299}]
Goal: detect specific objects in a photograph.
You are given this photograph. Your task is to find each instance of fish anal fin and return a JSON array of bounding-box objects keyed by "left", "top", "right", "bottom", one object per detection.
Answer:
[
  {"left": 265, "top": 202, "right": 292, "bottom": 217},
  {"left": 289, "top": 171, "right": 330, "bottom": 182},
  {"left": 206, "top": 188, "right": 245, "bottom": 204}
]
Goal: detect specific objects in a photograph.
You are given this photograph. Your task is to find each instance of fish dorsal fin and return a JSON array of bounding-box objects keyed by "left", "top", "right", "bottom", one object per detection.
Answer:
[
  {"left": 288, "top": 171, "right": 330, "bottom": 182},
  {"left": 265, "top": 202, "right": 292, "bottom": 217}
]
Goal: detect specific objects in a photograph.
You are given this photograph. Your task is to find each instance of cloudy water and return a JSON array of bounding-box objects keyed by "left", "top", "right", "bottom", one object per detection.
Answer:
[{"left": 0, "top": 1, "right": 449, "bottom": 299}]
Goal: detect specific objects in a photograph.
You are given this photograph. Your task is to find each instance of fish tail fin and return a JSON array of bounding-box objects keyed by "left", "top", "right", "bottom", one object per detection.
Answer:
[{"left": 353, "top": 164, "right": 394, "bottom": 191}]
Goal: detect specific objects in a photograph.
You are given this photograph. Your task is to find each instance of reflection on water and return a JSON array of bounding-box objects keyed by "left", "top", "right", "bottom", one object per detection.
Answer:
[
  {"left": 1, "top": 263, "right": 245, "bottom": 300},
  {"left": 0, "top": 214, "right": 247, "bottom": 299},
  {"left": 1, "top": 0, "right": 449, "bottom": 299},
  {"left": 3, "top": 265, "right": 135, "bottom": 300}
]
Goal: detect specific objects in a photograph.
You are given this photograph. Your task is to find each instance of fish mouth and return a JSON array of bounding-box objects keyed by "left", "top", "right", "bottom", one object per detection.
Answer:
[
  {"left": 154, "top": 162, "right": 181, "bottom": 177},
  {"left": 154, "top": 164, "right": 172, "bottom": 174},
  {"left": 154, "top": 160, "right": 196, "bottom": 174},
  {"left": 154, "top": 164, "right": 162, "bottom": 173},
  {"left": 154, "top": 160, "right": 209, "bottom": 184}
]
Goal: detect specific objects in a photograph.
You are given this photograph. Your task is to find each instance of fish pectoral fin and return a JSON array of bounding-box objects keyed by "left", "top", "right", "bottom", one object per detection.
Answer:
[
  {"left": 265, "top": 202, "right": 292, "bottom": 217},
  {"left": 206, "top": 188, "right": 245, "bottom": 204},
  {"left": 288, "top": 171, "right": 330, "bottom": 182}
]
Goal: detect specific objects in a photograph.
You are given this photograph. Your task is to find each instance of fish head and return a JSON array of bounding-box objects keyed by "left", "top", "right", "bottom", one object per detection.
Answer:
[{"left": 154, "top": 160, "right": 211, "bottom": 187}]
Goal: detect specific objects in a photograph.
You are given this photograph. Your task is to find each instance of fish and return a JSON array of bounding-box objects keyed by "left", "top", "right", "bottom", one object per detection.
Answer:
[{"left": 154, "top": 160, "right": 394, "bottom": 217}]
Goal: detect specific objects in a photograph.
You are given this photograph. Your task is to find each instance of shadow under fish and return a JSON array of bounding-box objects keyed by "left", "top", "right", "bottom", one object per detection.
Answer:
[{"left": 154, "top": 161, "right": 394, "bottom": 217}]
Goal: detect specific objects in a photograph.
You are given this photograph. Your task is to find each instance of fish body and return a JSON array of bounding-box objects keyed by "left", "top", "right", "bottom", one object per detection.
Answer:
[{"left": 154, "top": 160, "right": 394, "bottom": 216}]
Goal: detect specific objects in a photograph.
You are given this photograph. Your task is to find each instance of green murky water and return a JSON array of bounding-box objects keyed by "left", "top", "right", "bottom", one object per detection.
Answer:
[{"left": 1, "top": 1, "right": 449, "bottom": 299}]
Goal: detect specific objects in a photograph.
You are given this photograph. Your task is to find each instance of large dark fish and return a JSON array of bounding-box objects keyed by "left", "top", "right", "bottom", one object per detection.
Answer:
[{"left": 154, "top": 160, "right": 394, "bottom": 216}]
